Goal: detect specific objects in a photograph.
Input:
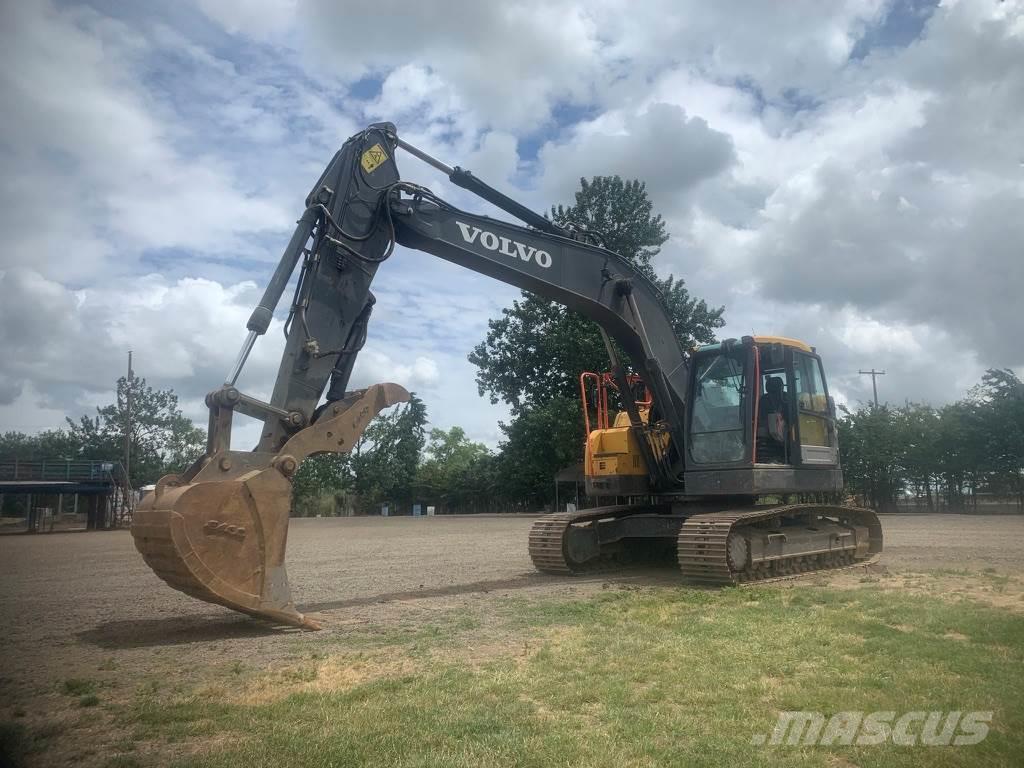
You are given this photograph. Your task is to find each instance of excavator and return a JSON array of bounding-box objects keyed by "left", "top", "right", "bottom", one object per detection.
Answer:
[{"left": 131, "top": 123, "right": 882, "bottom": 629}]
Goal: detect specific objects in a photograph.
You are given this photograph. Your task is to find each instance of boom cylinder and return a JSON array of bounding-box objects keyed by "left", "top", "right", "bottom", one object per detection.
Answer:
[{"left": 246, "top": 206, "right": 320, "bottom": 335}]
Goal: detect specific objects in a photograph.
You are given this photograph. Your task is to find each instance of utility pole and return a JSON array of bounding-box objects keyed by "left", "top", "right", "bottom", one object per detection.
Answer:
[
  {"left": 858, "top": 368, "right": 886, "bottom": 408},
  {"left": 125, "top": 351, "right": 133, "bottom": 486}
]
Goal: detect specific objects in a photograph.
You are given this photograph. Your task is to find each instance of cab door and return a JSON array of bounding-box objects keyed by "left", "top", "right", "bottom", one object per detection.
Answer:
[{"left": 790, "top": 351, "right": 838, "bottom": 466}]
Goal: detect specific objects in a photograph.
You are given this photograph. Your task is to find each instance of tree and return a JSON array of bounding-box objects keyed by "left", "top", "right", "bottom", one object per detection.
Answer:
[
  {"left": 837, "top": 404, "right": 906, "bottom": 512},
  {"left": 469, "top": 295, "right": 609, "bottom": 414},
  {"left": 290, "top": 454, "right": 350, "bottom": 516},
  {"left": 493, "top": 397, "right": 583, "bottom": 508},
  {"left": 418, "top": 426, "right": 491, "bottom": 487},
  {"left": 900, "top": 403, "right": 941, "bottom": 509},
  {"left": 416, "top": 426, "right": 497, "bottom": 513},
  {"left": 350, "top": 394, "right": 427, "bottom": 507},
  {"left": 551, "top": 177, "right": 669, "bottom": 271},
  {"left": 0, "top": 430, "right": 81, "bottom": 461},
  {"left": 291, "top": 395, "right": 429, "bottom": 516},
  {"left": 469, "top": 175, "right": 725, "bottom": 505},
  {"left": 837, "top": 368, "right": 1024, "bottom": 512},
  {"left": 970, "top": 369, "right": 1024, "bottom": 508},
  {"left": 979, "top": 368, "right": 1024, "bottom": 401},
  {"left": 65, "top": 376, "right": 205, "bottom": 486}
]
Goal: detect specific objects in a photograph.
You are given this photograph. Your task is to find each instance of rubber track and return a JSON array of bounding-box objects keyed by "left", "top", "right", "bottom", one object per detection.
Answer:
[
  {"left": 528, "top": 505, "right": 646, "bottom": 574},
  {"left": 677, "top": 504, "right": 882, "bottom": 586},
  {"left": 528, "top": 512, "right": 574, "bottom": 574}
]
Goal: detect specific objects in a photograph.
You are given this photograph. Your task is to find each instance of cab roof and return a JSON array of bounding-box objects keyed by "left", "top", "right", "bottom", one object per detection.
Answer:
[
  {"left": 751, "top": 335, "right": 813, "bottom": 353},
  {"left": 696, "top": 335, "right": 814, "bottom": 354}
]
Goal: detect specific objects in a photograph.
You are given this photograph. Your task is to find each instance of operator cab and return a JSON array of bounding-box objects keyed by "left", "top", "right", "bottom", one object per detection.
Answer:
[{"left": 685, "top": 335, "right": 842, "bottom": 495}]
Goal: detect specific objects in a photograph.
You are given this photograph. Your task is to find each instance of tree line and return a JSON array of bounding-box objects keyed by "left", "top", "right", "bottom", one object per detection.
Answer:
[
  {"left": 838, "top": 368, "right": 1024, "bottom": 512},
  {"left": 291, "top": 406, "right": 515, "bottom": 517},
  {"left": 0, "top": 375, "right": 205, "bottom": 489}
]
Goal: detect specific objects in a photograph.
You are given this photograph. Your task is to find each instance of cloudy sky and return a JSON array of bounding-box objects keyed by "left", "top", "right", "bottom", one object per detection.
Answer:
[{"left": 1, "top": 0, "right": 1021, "bottom": 449}]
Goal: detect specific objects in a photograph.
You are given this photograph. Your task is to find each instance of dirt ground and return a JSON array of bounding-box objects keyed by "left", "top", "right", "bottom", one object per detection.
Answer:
[{"left": 1, "top": 512, "right": 1023, "bottom": 756}]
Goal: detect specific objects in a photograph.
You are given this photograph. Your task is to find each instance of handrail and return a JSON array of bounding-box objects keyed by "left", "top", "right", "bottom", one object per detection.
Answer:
[{"left": 0, "top": 459, "right": 128, "bottom": 484}]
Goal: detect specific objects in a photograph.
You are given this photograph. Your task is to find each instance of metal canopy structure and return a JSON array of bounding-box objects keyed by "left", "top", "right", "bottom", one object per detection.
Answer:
[{"left": 0, "top": 460, "right": 133, "bottom": 532}]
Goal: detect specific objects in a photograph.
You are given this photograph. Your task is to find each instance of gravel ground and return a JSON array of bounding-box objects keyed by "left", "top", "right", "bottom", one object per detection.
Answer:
[{"left": 1, "top": 513, "right": 1022, "bottom": 707}]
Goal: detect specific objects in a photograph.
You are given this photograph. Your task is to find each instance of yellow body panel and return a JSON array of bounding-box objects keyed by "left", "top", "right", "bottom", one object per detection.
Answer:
[
  {"left": 584, "top": 408, "right": 669, "bottom": 481},
  {"left": 587, "top": 427, "right": 648, "bottom": 477}
]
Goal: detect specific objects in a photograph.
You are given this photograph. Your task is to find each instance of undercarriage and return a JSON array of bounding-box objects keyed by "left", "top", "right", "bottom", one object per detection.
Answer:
[{"left": 529, "top": 503, "right": 883, "bottom": 585}]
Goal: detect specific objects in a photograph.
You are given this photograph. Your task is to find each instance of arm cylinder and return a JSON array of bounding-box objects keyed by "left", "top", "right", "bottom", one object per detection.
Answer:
[
  {"left": 394, "top": 136, "right": 568, "bottom": 237},
  {"left": 395, "top": 137, "right": 454, "bottom": 176},
  {"left": 448, "top": 168, "right": 568, "bottom": 237}
]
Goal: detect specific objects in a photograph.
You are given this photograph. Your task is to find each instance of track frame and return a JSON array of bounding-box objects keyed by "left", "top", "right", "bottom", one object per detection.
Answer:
[{"left": 529, "top": 503, "right": 883, "bottom": 584}]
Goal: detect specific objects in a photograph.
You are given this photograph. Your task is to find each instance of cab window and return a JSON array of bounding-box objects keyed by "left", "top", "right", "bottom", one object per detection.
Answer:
[
  {"left": 792, "top": 352, "right": 832, "bottom": 450},
  {"left": 793, "top": 353, "right": 828, "bottom": 413},
  {"left": 690, "top": 352, "right": 746, "bottom": 463}
]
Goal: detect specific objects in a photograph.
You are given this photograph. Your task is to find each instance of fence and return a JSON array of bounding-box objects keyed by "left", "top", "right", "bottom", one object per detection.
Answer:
[{"left": 0, "top": 459, "right": 127, "bottom": 484}]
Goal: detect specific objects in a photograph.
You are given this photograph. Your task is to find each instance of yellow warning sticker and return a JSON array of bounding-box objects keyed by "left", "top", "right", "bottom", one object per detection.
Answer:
[{"left": 360, "top": 143, "right": 388, "bottom": 174}]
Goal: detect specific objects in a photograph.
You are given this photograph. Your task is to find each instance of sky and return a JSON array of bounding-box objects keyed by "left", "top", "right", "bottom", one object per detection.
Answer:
[{"left": 1, "top": 0, "right": 1022, "bottom": 450}]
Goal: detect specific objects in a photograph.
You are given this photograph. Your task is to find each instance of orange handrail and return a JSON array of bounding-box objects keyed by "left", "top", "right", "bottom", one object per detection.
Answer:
[
  {"left": 580, "top": 372, "right": 652, "bottom": 435},
  {"left": 580, "top": 371, "right": 610, "bottom": 433}
]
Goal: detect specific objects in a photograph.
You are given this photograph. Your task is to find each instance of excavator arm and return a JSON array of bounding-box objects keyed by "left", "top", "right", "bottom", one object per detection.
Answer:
[{"left": 131, "top": 122, "right": 692, "bottom": 628}]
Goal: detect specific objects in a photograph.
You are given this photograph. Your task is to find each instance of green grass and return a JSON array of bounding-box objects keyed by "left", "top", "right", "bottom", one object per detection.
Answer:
[
  {"left": 105, "top": 585, "right": 1024, "bottom": 768},
  {"left": 0, "top": 721, "right": 61, "bottom": 766},
  {"left": 103, "top": 757, "right": 143, "bottom": 768},
  {"left": 61, "top": 678, "right": 97, "bottom": 696}
]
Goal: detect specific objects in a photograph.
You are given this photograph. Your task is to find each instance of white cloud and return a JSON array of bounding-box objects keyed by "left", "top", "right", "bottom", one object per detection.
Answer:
[
  {"left": 194, "top": 0, "right": 299, "bottom": 39},
  {"left": 536, "top": 102, "right": 736, "bottom": 210},
  {"left": 300, "top": 0, "right": 603, "bottom": 132},
  {"left": 0, "top": 268, "right": 271, "bottom": 415},
  {"left": 354, "top": 350, "right": 439, "bottom": 389},
  {"left": 0, "top": 257, "right": 514, "bottom": 448},
  {"left": 2, "top": 0, "right": 1022, "bottom": 456},
  {"left": 0, "top": 2, "right": 303, "bottom": 283},
  {"left": 590, "top": 0, "right": 889, "bottom": 101}
]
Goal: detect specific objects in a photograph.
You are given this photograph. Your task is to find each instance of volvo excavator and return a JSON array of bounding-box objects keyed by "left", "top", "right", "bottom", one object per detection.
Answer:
[{"left": 131, "top": 123, "right": 882, "bottom": 629}]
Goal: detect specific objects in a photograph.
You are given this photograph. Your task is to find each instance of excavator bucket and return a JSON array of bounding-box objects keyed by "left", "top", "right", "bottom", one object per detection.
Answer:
[{"left": 131, "top": 384, "right": 410, "bottom": 629}]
